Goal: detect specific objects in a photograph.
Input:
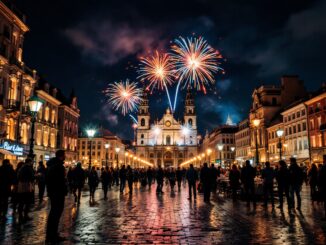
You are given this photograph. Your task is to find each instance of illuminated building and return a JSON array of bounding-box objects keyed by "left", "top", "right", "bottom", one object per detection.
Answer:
[
  {"left": 305, "top": 85, "right": 326, "bottom": 163},
  {"left": 78, "top": 128, "right": 126, "bottom": 168},
  {"left": 135, "top": 91, "right": 198, "bottom": 168}
]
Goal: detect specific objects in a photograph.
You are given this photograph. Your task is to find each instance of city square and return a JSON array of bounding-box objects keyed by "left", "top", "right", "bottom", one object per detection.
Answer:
[{"left": 0, "top": 0, "right": 326, "bottom": 244}]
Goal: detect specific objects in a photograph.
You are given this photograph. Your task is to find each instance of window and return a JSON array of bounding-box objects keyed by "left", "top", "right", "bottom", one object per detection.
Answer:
[
  {"left": 272, "top": 97, "right": 277, "bottom": 105},
  {"left": 20, "top": 123, "right": 28, "bottom": 144},
  {"left": 8, "top": 78, "right": 18, "bottom": 101},
  {"left": 140, "top": 118, "right": 145, "bottom": 126},
  {"left": 43, "top": 127, "right": 49, "bottom": 147},
  {"left": 317, "top": 116, "right": 322, "bottom": 128},
  {"left": 301, "top": 109, "right": 306, "bottom": 116},
  {"left": 288, "top": 116, "right": 291, "bottom": 122},
  {"left": 285, "top": 128, "right": 288, "bottom": 136},
  {"left": 289, "top": 127, "right": 292, "bottom": 134},
  {"left": 297, "top": 111, "right": 300, "bottom": 118},
  {"left": 298, "top": 124, "right": 301, "bottom": 132},
  {"left": 141, "top": 140, "right": 144, "bottom": 145},
  {"left": 51, "top": 110, "right": 56, "bottom": 123},
  {"left": 311, "top": 136, "right": 316, "bottom": 147},
  {"left": 44, "top": 107, "right": 50, "bottom": 121},
  {"left": 141, "top": 134, "right": 144, "bottom": 139},
  {"left": 292, "top": 114, "right": 295, "bottom": 120},
  {"left": 284, "top": 117, "right": 287, "bottom": 123},
  {"left": 293, "top": 126, "right": 296, "bottom": 134},
  {"left": 6, "top": 118, "right": 15, "bottom": 140},
  {"left": 303, "top": 122, "right": 307, "bottom": 131},
  {"left": 304, "top": 140, "right": 309, "bottom": 149},
  {"left": 188, "top": 118, "right": 193, "bottom": 126},
  {"left": 310, "top": 119, "right": 314, "bottom": 130},
  {"left": 166, "top": 135, "right": 171, "bottom": 145}
]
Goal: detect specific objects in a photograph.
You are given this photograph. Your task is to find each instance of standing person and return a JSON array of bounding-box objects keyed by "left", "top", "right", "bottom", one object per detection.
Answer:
[
  {"left": 36, "top": 161, "right": 46, "bottom": 204},
  {"left": 88, "top": 166, "right": 99, "bottom": 202},
  {"left": 276, "top": 160, "right": 290, "bottom": 210},
  {"left": 210, "top": 164, "right": 218, "bottom": 193},
  {"left": 0, "top": 159, "right": 15, "bottom": 221},
  {"left": 17, "top": 158, "right": 34, "bottom": 223},
  {"left": 261, "top": 162, "right": 275, "bottom": 208},
  {"left": 46, "top": 150, "right": 67, "bottom": 243},
  {"left": 318, "top": 155, "right": 326, "bottom": 220},
  {"left": 288, "top": 158, "right": 304, "bottom": 210},
  {"left": 147, "top": 167, "right": 153, "bottom": 187},
  {"left": 229, "top": 164, "right": 240, "bottom": 201},
  {"left": 119, "top": 165, "right": 127, "bottom": 193},
  {"left": 176, "top": 167, "right": 183, "bottom": 191},
  {"left": 126, "top": 165, "right": 134, "bottom": 195},
  {"left": 186, "top": 164, "right": 198, "bottom": 200},
  {"left": 113, "top": 168, "right": 119, "bottom": 186},
  {"left": 200, "top": 163, "right": 212, "bottom": 203},
  {"left": 101, "top": 167, "right": 110, "bottom": 200},
  {"left": 308, "top": 163, "right": 318, "bottom": 200},
  {"left": 72, "top": 162, "right": 85, "bottom": 204},
  {"left": 168, "top": 168, "right": 176, "bottom": 193},
  {"left": 12, "top": 161, "right": 24, "bottom": 214},
  {"left": 156, "top": 166, "right": 164, "bottom": 194},
  {"left": 67, "top": 167, "right": 74, "bottom": 194},
  {"left": 241, "top": 160, "right": 256, "bottom": 207}
]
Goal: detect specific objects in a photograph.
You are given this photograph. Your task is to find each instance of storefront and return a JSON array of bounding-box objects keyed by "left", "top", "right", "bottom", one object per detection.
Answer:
[{"left": 0, "top": 140, "right": 25, "bottom": 168}]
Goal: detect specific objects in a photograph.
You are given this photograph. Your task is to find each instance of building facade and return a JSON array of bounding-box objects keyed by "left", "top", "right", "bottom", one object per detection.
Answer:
[
  {"left": 235, "top": 119, "right": 251, "bottom": 164},
  {"left": 57, "top": 91, "right": 79, "bottom": 164},
  {"left": 202, "top": 123, "right": 237, "bottom": 167},
  {"left": 78, "top": 128, "right": 125, "bottom": 169},
  {"left": 266, "top": 120, "right": 284, "bottom": 164},
  {"left": 281, "top": 102, "right": 309, "bottom": 163},
  {"left": 249, "top": 76, "right": 306, "bottom": 163},
  {"left": 305, "top": 87, "right": 326, "bottom": 163},
  {"left": 135, "top": 91, "right": 198, "bottom": 168}
]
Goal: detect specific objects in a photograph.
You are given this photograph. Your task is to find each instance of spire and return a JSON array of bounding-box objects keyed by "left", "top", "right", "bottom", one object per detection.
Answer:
[{"left": 226, "top": 114, "right": 234, "bottom": 125}]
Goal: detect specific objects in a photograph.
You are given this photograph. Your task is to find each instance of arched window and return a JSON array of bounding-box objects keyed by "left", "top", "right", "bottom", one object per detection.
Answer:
[
  {"left": 6, "top": 118, "right": 15, "bottom": 140},
  {"left": 178, "top": 152, "right": 183, "bottom": 158},
  {"left": 188, "top": 118, "right": 193, "bottom": 126},
  {"left": 20, "top": 122, "right": 28, "bottom": 144},
  {"left": 150, "top": 153, "right": 154, "bottom": 158},
  {"left": 141, "top": 118, "right": 145, "bottom": 126},
  {"left": 44, "top": 107, "right": 50, "bottom": 121},
  {"left": 141, "top": 134, "right": 144, "bottom": 138},
  {"left": 141, "top": 140, "right": 144, "bottom": 145},
  {"left": 166, "top": 135, "right": 171, "bottom": 145}
]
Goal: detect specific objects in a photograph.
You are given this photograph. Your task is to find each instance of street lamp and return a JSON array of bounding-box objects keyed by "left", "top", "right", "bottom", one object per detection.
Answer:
[
  {"left": 105, "top": 143, "right": 110, "bottom": 168},
  {"left": 276, "top": 128, "right": 284, "bottom": 160},
  {"left": 230, "top": 146, "right": 235, "bottom": 167},
  {"left": 27, "top": 95, "right": 44, "bottom": 160},
  {"left": 217, "top": 144, "right": 224, "bottom": 167},
  {"left": 86, "top": 128, "right": 96, "bottom": 169},
  {"left": 253, "top": 118, "right": 261, "bottom": 166},
  {"left": 115, "top": 147, "right": 121, "bottom": 168}
]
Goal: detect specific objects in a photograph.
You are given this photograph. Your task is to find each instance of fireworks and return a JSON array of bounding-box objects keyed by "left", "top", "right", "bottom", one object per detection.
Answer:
[
  {"left": 138, "top": 51, "right": 175, "bottom": 91},
  {"left": 137, "top": 51, "right": 175, "bottom": 111},
  {"left": 170, "top": 36, "right": 223, "bottom": 93},
  {"left": 105, "top": 79, "right": 143, "bottom": 115}
]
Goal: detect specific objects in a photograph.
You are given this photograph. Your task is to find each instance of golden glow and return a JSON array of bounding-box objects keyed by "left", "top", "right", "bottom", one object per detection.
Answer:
[{"left": 253, "top": 118, "right": 261, "bottom": 127}]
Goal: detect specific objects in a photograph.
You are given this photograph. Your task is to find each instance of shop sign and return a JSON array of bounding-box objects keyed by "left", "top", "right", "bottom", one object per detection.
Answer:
[{"left": 0, "top": 141, "right": 24, "bottom": 156}]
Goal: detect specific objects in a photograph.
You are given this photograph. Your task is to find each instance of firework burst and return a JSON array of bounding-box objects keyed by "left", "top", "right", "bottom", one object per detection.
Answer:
[
  {"left": 105, "top": 79, "right": 143, "bottom": 115},
  {"left": 137, "top": 51, "right": 175, "bottom": 112},
  {"left": 171, "top": 36, "right": 223, "bottom": 92}
]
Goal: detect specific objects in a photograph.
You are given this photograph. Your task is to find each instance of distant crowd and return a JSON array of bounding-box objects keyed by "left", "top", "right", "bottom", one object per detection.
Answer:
[{"left": 0, "top": 150, "right": 326, "bottom": 243}]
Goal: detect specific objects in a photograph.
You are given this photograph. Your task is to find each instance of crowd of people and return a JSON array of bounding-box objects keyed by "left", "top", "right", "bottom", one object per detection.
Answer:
[{"left": 0, "top": 150, "right": 326, "bottom": 243}]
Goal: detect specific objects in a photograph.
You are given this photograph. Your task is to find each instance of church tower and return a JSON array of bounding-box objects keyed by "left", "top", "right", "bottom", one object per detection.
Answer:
[
  {"left": 138, "top": 91, "right": 150, "bottom": 129},
  {"left": 184, "top": 90, "right": 197, "bottom": 130},
  {"left": 137, "top": 91, "right": 150, "bottom": 145}
]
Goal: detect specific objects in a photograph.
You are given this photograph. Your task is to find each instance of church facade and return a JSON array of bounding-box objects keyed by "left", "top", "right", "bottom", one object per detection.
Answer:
[{"left": 135, "top": 91, "right": 198, "bottom": 168}]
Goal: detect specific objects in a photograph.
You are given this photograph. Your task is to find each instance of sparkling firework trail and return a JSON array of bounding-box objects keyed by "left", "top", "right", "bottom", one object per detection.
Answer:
[
  {"left": 105, "top": 79, "right": 143, "bottom": 115},
  {"left": 137, "top": 51, "right": 175, "bottom": 112},
  {"left": 170, "top": 36, "right": 223, "bottom": 110},
  {"left": 129, "top": 114, "right": 138, "bottom": 124}
]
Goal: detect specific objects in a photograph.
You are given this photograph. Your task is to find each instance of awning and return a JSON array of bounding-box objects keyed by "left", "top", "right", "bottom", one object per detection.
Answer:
[{"left": 0, "top": 148, "right": 16, "bottom": 156}]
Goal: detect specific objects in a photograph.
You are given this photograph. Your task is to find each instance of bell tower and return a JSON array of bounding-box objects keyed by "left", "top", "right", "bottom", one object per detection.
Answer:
[
  {"left": 184, "top": 90, "right": 197, "bottom": 130},
  {"left": 137, "top": 91, "right": 150, "bottom": 146}
]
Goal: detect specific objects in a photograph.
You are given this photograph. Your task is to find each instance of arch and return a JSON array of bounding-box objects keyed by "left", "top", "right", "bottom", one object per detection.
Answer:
[
  {"left": 149, "top": 153, "right": 154, "bottom": 158},
  {"left": 188, "top": 118, "right": 193, "bottom": 126},
  {"left": 164, "top": 151, "right": 172, "bottom": 159},
  {"left": 178, "top": 152, "right": 183, "bottom": 158},
  {"left": 166, "top": 135, "right": 171, "bottom": 145},
  {"left": 157, "top": 152, "right": 162, "bottom": 158},
  {"left": 140, "top": 118, "right": 145, "bottom": 126},
  {"left": 141, "top": 134, "right": 144, "bottom": 138}
]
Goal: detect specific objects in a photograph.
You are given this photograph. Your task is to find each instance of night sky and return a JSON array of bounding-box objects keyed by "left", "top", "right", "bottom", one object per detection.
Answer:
[{"left": 14, "top": 0, "right": 326, "bottom": 139}]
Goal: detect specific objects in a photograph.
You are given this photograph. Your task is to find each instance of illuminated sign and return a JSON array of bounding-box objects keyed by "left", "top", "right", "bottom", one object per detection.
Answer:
[{"left": 0, "top": 141, "right": 24, "bottom": 156}]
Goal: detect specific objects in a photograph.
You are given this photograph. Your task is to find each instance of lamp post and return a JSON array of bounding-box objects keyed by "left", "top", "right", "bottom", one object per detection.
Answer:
[
  {"left": 253, "top": 118, "right": 261, "bottom": 166},
  {"left": 86, "top": 129, "right": 96, "bottom": 169},
  {"left": 217, "top": 144, "right": 224, "bottom": 167},
  {"left": 27, "top": 95, "right": 44, "bottom": 161},
  {"left": 276, "top": 128, "right": 284, "bottom": 160},
  {"left": 105, "top": 143, "right": 110, "bottom": 168},
  {"left": 115, "top": 147, "right": 121, "bottom": 168},
  {"left": 230, "top": 146, "right": 235, "bottom": 167}
]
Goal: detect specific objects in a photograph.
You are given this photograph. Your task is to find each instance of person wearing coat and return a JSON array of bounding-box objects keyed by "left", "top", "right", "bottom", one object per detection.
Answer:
[
  {"left": 200, "top": 163, "right": 212, "bottom": 203},
  {"left": 101, "top": 167, "right": 110, "bottom": 199},
  {"left": 72, "top": 162, "right": 86, "bottom": 204},
  {"left": 229, "top": 164, "right": 241, "bottom": 201},
  {"left": 0, "top": 159, "right": 15, "bottom": 221},
  {"left": 186, "top": 164, "right": 198, "bottom": 200},
  {"left": 88, "top": 166, "right": 99, "bottom": 202}
]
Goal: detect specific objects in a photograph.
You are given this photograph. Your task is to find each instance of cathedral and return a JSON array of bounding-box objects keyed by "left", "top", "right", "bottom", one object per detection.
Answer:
[{"left": 135, "top": 91, "right": 198, "bottom": 168}]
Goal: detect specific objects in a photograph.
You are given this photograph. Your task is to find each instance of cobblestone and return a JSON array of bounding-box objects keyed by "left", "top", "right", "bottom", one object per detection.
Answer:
[{"left": 0, "top": 183, "right": 326, "bottom": 244}]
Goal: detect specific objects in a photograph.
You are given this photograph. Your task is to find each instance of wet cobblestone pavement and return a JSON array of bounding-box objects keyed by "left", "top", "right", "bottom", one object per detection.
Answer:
[{"left": 1, "top": 183, "right": 326, "bottom": 244}]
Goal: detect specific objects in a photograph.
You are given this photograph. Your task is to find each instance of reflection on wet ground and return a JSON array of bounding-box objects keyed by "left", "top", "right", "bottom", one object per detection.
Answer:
[{"left": 0, "top": 183, "right": 325, "bottom": 244}]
